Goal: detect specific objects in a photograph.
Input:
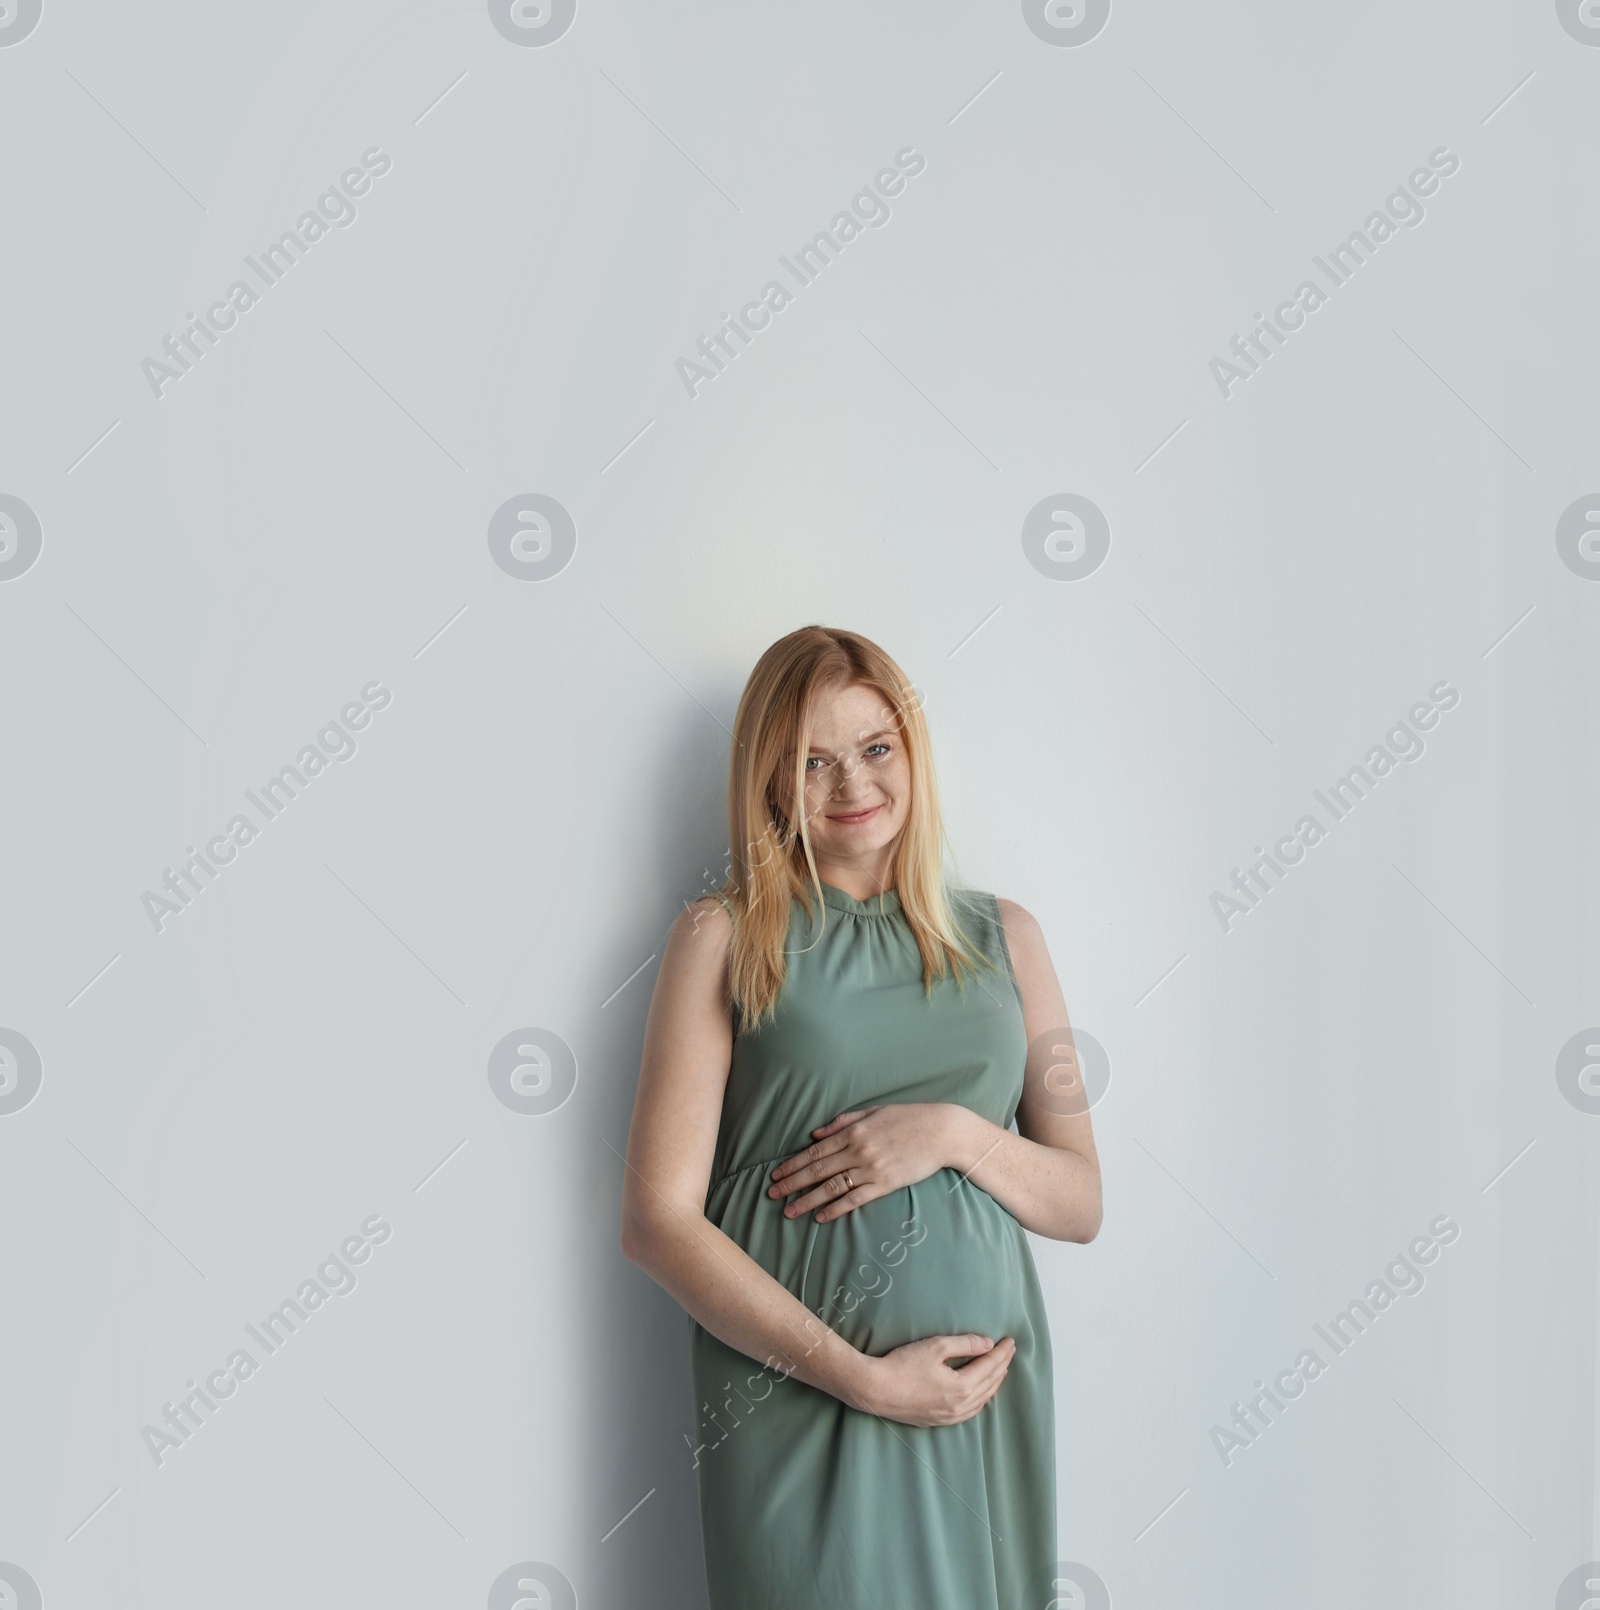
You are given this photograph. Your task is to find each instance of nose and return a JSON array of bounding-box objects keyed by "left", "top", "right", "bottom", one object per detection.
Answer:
[{"left": 832, "top": 757, "right": 867, "bottom": 796}]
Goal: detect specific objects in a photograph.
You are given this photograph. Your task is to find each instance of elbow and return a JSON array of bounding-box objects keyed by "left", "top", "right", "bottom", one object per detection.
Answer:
[
  {"left": 1071, "top": 1181, "right": 1104, "bottom": 1244},
  {"left": 620, "top": 1200, "right": 688, "bottom": 1273},
  {"left": 622, "top": 1185, "right": 712, "bottom": 1272},
  {"left": 619, "top": 1210, "right": 655, "bottom": 1270},
  {"left": 619, "top": 1196, "right": 652, "bottom": 1268}
]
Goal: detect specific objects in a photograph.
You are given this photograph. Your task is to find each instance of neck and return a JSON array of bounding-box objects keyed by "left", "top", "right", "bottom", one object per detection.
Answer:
[{"left": 812, "top": 855, "right": 895, "bottom": 903}]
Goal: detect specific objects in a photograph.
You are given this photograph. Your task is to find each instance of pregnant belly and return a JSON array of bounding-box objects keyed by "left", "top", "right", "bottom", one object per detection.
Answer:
[{"left": 707, "top": 1161, "right": 1044, "bottom": 1358}]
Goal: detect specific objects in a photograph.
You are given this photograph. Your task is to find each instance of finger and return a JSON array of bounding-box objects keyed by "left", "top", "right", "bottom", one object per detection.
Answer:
[
  {"left": 973, "top": 1340, "right": 1017, "bottom": 1390},
  {"left": 955, "top": 1344, "right": 1015, "bottom": 1407},
  {"left": 958, "top": 1364, "right": 1012, "bottom": 1423},
  {"left": 769, "top": 1149, "right": 853, "bottom": 1197},
  {"left": 770, "top": 1133, "right": 848, "bottom": 1186},
  {"left": 959, "top": 1338, "right": 1015, "bottom": 1387},
  {"left": 815, "top": 1184, "right": 880, "bottom": 1223},
  {"left": 780, "top": 1185, "right": 838, "bottom": 1218},
  {"left": 782, "top": 1171, "right": 865, "bottom": 1219},
  {"left": 812, "top": 1109, "right": 872, "bottom": 1138},
  {"left": 770, "top": 1152, "right": 848, "bottom": 1194},
  {"left": 974, "top": 1354, "right": 1016, "bottom": 1413},
  {"left": 769, "top": 1133, "right": 862, "bottom": 1197},
  {"left": 951, "top": 1363, "right": 1008, "bottom": 1420},
  {"left": 959, "top": 1339, "right": 1017, "bottom": 1395},
  {"left": 935, "top": 1333, "right": 998, "bottom": 1365}
]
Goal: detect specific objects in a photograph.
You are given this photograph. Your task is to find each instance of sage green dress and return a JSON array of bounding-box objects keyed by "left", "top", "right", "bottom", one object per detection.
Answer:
[{"left": 689, "top": 881, "right": 1054, "bottom": 1610}]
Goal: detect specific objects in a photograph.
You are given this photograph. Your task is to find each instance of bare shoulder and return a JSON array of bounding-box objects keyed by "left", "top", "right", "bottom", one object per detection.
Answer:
[
  {"left": 994, "top": 898, "right": 1061, "bottom": 990},
  {"left": 640, "top": 898, "right": 736, "bottom": 1041},
  {"left": 994, "top": 896, "right": 1047, "bottom": 951},
  {"left": 663, "top": 896, "right": 734, "bottom": 972},
  {"left": 678, "top": 894, "right": 734, "bottom": 934}
]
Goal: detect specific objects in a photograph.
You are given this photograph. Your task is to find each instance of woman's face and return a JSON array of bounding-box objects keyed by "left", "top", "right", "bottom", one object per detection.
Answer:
[{"left": 790, "top": 681, "right": 913, "bottom": 875}]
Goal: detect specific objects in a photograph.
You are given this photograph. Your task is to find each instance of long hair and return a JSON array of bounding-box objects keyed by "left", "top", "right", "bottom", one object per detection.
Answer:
[{"left": 719, "top": 625, "right": 990, "bottom": 1029}]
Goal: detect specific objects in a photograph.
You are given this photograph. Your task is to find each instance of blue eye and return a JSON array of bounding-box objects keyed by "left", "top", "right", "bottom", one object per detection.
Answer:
[{"left": 865, "top": 743, "right": 890, "bottom": 759}]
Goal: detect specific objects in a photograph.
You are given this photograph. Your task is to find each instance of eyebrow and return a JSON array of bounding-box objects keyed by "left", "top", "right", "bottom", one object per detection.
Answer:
[{"left": 807, "top": 729, "right": 894, "bottom": 756}]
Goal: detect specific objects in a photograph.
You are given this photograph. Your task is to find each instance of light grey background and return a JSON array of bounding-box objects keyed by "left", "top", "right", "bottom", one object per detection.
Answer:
[{"left": 1, "top": 1, "right": 1597, "bottom": 1606}]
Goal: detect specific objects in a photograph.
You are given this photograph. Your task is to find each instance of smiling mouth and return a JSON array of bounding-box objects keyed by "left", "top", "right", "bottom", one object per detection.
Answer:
[{"left": 827, "top": 805, "right": 882, "bottom": 825}]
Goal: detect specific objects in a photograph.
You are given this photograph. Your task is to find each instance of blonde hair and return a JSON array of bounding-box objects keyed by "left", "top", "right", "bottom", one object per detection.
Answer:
[{"left": 719, "top": 625, "right": 990, "bottom": 1028}]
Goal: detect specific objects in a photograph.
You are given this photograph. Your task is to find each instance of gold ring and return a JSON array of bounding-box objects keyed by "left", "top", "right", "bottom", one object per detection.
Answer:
[{"left": 842, "top": 1170, "right": 855, "bottom": 1192}]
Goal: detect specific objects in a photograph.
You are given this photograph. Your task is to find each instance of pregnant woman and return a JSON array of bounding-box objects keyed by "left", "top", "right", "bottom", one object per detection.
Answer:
[{"left": 620, "top": 625, "right": 1102, "bottom": 1610}]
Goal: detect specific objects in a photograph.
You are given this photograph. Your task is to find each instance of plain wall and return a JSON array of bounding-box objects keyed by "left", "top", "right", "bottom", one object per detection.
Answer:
[{"left": 0, "top": 2, "right": 1596, "bottom": 1607}]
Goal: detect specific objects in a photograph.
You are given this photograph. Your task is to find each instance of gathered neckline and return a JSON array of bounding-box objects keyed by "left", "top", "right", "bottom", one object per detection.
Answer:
[{"left": 815, "top": 880, "right": 901, "bottom": 917}]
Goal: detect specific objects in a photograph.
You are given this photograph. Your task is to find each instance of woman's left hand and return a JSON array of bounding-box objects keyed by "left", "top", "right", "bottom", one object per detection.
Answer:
[{"left": 769, "top": 1103, "right": 965, "bottom": 1223}]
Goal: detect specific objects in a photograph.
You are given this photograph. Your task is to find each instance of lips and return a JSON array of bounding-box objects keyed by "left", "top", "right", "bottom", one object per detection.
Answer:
[{"left": 827, "top": 804, "right": 882, "bottom": 825}]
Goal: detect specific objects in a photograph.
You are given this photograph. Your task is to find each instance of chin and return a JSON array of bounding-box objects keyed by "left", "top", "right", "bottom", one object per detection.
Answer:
[{"left": 833, "top": 821, "right": 902, "bottom": 856}]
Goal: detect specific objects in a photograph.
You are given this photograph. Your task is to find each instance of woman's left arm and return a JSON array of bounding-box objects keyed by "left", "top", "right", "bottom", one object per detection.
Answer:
[
  {"left": 942, "top": 898, "right": 1102, "bottom": 1242},
  {"left": 769, "top": 899, "right": 1103, "bottom": 1243}
]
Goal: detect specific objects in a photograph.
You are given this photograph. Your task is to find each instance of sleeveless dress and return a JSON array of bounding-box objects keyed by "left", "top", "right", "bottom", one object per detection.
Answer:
[{"left": 689, "top": 881, "right": 1055, "bottom": 1610}]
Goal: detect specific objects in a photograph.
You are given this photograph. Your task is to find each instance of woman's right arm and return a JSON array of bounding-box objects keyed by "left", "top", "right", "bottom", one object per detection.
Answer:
[{"left": 619, "top": 899, "right": 1015, "bottom": 1426}]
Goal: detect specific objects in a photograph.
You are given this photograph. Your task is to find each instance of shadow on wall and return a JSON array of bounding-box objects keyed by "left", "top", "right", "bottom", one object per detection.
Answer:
[{"left": 583, "top": 692, "right": 740, "bottom": 1610}]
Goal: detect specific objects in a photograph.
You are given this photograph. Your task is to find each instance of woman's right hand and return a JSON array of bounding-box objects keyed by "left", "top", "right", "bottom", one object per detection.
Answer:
[{"left": 846, "top": 1334, "right": 1017, "bottom": 1427}]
